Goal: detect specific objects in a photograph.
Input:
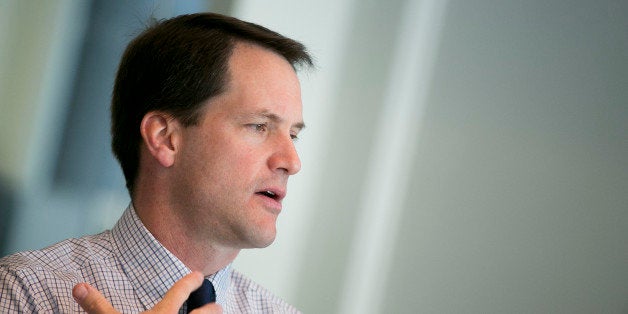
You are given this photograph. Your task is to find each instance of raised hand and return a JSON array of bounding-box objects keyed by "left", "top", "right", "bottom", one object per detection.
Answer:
[{"left": 72, "top": 272, "right": 222, "bottom": 313}]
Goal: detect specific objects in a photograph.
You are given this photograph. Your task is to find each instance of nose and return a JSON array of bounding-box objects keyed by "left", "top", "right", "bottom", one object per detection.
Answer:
[{"left": 268, "top": 134, "right": 301, "bottom": 175}]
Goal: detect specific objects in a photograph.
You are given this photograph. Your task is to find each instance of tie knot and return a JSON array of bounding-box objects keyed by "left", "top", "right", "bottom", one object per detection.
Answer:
[{"left": 187, "top": 279, "right": 216, "bottom": 312}]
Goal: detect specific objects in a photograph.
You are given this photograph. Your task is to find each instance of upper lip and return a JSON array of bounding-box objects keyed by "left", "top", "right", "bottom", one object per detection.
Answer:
[{"left": 255, "top": 187, "right": 286, "bottom": 202}]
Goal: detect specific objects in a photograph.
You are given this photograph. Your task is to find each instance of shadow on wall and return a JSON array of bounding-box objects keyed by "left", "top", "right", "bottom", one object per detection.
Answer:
[{"left": 0, "top": 177, "right": 15, "bottom": 256}]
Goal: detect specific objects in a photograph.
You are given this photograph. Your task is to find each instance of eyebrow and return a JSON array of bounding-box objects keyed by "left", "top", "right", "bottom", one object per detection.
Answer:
[{"left": 250, "top": 110, "right": 306, "bottom": 131}]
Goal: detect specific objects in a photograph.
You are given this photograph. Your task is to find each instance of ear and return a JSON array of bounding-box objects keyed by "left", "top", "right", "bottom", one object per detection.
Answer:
[{"left": 139, "top": 111, "right": 180, "bottom": 168}]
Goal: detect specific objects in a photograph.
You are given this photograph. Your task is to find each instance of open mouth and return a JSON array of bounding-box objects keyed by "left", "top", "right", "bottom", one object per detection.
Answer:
[{"left": 256, "top": 190, "right": 278, "bottom": 200}]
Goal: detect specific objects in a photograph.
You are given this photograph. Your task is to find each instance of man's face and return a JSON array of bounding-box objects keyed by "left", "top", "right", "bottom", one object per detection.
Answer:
[{"left": 171, "top": 43, "right": 304, "bottom": 249}]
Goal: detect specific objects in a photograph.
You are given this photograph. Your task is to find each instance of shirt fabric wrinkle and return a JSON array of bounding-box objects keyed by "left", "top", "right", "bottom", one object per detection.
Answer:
[{"left": 0, "top": 203, "right": 299, "bottom": 313}]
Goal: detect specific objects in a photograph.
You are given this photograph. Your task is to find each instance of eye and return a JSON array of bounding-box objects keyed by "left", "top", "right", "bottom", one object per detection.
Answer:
[
  {"left": 290, "top": 133, "right": 299, "bottom": 141},
  {"left": 249, "top": 123, "right": 267, "bottom": 133}
]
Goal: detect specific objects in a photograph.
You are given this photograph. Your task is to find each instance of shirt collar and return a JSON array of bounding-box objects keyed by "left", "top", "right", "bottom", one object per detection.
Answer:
[
  {"left": 111, "top": 203, "right": 232, "bottom": 310},
  {"left": 206, "top": 264, "right": 232, "bottom": 305}
]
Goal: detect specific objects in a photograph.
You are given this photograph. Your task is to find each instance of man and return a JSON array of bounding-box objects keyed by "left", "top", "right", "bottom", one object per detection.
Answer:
[{"left": 0, "top": 12, "right": 313, "bottom": 313}]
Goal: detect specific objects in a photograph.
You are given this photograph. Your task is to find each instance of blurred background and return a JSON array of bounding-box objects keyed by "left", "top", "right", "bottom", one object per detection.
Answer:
[{"left": 1, "top": 0, "right": 627, "bottom": 313}]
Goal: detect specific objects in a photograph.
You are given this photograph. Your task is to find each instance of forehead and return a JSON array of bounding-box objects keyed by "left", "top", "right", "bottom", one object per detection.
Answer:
[
  {"left": 202, "top": 43, "right": 303, "bottom": 122},
  {"left": 227, "top": 42, "right": 300, "bottom": 91}
]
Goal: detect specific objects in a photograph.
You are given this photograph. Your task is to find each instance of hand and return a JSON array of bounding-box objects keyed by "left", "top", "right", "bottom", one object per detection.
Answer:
[{"left": 72, "top": 271, "right": 222, "bottom": 313}]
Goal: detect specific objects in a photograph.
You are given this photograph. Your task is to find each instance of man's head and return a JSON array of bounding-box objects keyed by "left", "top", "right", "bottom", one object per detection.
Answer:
[
  {"left": 162, "top": 41, "right": 305, "bottom": 248},
  {"left": 111, "top": 13, "right": 313, "bottom": 194}
]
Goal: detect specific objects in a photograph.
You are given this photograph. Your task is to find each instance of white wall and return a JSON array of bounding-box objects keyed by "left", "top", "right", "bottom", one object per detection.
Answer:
[
  {"left": 0, "top": 0, "right": 88, "bottom": 191},
  {"left": 383, "top": 1, "right": 628, "bottom": 313},
  {"left": 234, "top": 0, "right": 628, "bottom": 313}
]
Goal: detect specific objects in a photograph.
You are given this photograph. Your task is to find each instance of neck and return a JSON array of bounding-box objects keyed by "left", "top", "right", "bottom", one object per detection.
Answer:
[{"left": 132, "top": 190, "right": 240, "bottom": 276}]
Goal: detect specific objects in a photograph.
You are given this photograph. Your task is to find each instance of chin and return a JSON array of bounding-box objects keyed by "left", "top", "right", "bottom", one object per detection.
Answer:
[
  {"left": 244, "top": 226, "right": 277, "bottom": 248},
  {"left": 252, "top": 232, "right": 276, "bottom": 248},
  {"left": 241, "top": 215, "right": 278, "bottom": 247}
]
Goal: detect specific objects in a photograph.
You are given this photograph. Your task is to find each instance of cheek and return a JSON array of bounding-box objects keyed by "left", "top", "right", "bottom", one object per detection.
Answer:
[
  {"left": 221, "top": 139, "right": 265, "bottom": 170},
  {"left": 184, "top": 133, "right": 267, "bottom": 191},
  {"left": 197, "top": 145, "right": 254, "bottom": 189}
]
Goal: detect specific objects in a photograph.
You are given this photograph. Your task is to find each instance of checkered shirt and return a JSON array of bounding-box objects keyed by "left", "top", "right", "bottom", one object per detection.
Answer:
[{"left": 0, "top": 204, "right": 300, "bottom": 313}]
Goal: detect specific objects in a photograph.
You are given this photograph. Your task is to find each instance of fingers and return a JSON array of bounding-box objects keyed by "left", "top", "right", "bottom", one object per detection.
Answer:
[
  {"left": 190, "top": 303, "right": 223, "bottom": 314},
  {"left": 73, "top": 283, "right": 120, "bottom": 314},
  {"left": 73, "top": 272, "right": 216, "bottom": 314},
  {"left": 149, "top": 271, "right": 205, "bottom": 313}
]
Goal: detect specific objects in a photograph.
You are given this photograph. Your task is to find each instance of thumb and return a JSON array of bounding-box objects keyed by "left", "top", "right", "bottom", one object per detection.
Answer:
[
  {"left": 191, "top": 302, "right": 223, "bottom": 314},
  {"left": 73, "top": 283, "right": 120, "bottom": 314}
]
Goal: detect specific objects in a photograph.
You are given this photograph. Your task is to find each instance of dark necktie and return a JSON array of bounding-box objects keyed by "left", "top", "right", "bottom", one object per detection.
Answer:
[{"left": 186, "top": 278, "right": 216, "bottom": 312}]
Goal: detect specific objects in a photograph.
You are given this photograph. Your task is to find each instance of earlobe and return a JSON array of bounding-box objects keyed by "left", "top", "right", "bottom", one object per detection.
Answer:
[{"left": 140, "top": 112, "right": 178, "bottom": 167}]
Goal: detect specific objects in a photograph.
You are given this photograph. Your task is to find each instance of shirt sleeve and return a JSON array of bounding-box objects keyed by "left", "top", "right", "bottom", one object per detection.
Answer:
[{"left": 0, "top": 264, "right": 39, "bottom": 313}]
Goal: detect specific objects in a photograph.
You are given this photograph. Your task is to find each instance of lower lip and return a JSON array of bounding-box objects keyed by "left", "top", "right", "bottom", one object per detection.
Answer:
[{"left": 256, "top": 194, "right": 282, "bottom": 213}]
